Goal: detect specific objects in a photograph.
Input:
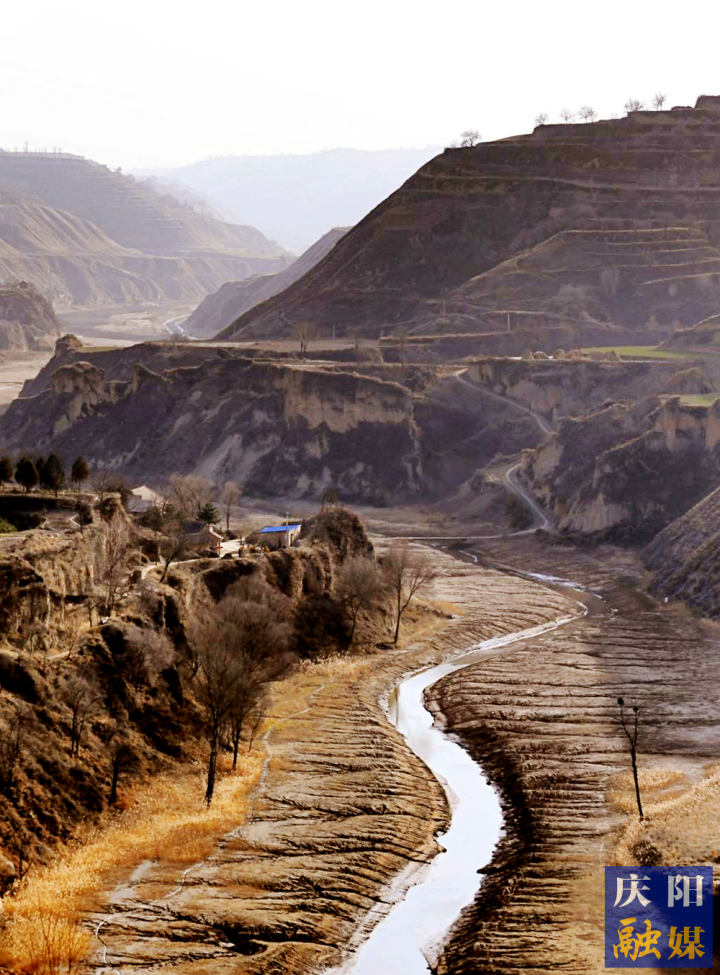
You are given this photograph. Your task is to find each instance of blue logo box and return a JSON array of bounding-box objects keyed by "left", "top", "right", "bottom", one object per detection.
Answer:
[{"left": 605, "top": 867, "right": 713, "bottom": 967}]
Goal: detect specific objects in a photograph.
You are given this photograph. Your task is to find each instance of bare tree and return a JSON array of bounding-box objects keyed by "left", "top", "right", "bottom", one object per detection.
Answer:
[
  {"left": 336, "top": 556, "right": 385, "bottom": 643},
  {"left": 167, "top": 473, "right": 214, "bottom": 520},
  {"left": 64, "top": 676, "right": 98, "bottom": 757},
  {"left": 460, "top": 129, "right": 481, "bottom": 147},
  {"left": 653, "top": 92, "right": 667, "bottom": 111},
  {"left": 190, "top": 579, "right": 292, "bottom": 800},
  {"left": 291, "top": 321, "right": 318, "bottom": 357},
  {"left": 383, "top": 542, "right": 436, "bottom": 645},
  {"left": 90, "top": 469, "right": 112, "bottom": 502},
  {"left": 0, "top": 701, "right": 28, "bottom": 795},
  {"left": 534, "top": 113, "right": 549, "bottom": 126},
  {"left": 579, "top": 106, "right": 599, "bottom": 123},
  {"left": 219, "top": 480, "right": 243, "bottom": 533},
  {"left": 158, "top": 513, "right": 192, "bottom": 583},
  {"left": 348, "top": 327, "right": 363, "bottom": 358},
  {"left": 617, "top": 696, "right": 644, "bottom": 820},
  {"left": 560, "top": 108, "right": 575, "bottom": 123},
  {"left": 108, "top": 738, "right": 135, "bottom": 805},
  {"left": 624, "top": 98, "right": 645, "bottom": 114},
  {"left": 97, "top": 516, "right": 130, "bottom": 615}
]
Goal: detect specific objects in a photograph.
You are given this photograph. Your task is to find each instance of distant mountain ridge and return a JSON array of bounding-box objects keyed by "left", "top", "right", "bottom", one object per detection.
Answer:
[
  {"left": 134, "top": 147, "right": 440, "bottom": 252},
  {"left": 0, "top": 151, "right": 290, "bottom": 306},
  {"left": 189, "top": 227, "right": 350, "bottom": 337}
]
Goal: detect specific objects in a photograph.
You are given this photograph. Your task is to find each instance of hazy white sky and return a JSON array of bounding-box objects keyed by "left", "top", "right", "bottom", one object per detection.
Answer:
[{"left": 2, "top": 0, "right": 720, "bottom": 169}]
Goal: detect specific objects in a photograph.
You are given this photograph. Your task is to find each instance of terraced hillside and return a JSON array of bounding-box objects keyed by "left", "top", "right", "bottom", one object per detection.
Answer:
[
  {"left": 223, "top": 95, "right": 720, "bottom": 344},
  {"left": 0, "top": 153, "right": 290, "bottom": 306},
  {"left": 191, "top": 227, "right": 349, "bottom": 337},
  {"left": 448, "top": 226, "right": 720, "bottom": 332}
]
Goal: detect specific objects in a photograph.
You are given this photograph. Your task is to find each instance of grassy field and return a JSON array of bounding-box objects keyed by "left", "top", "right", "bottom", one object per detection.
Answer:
[
  {"left": 677, "top": 392, "right": 720, "bottom": 406},
  {"left": 583, "top": 345, "right": 720, "bottom": 361}
]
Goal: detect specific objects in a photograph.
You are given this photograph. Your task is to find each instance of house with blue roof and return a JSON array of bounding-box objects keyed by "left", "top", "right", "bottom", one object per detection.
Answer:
[{"left": 251, "top": 522, "right": 303, "bottom": 550}]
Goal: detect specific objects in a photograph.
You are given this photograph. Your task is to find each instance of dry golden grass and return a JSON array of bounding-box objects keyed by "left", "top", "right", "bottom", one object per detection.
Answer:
[
  {"left": 1, "top": 752, "right": 264, "bottom": 974},
  {"left": 298, "top": 654, "right": 375, "bottom": 680},
  {"left": 608, "top": 764, "right": 720, "bottom": 866}
]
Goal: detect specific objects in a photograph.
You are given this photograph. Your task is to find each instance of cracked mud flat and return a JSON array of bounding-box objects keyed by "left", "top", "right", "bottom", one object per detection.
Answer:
[{"left": 85, "top": 544, "right": 575, "bottom": 974}]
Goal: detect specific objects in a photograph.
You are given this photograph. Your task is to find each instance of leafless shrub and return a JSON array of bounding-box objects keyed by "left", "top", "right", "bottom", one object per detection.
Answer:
[
  {"left": 291, "top": 321, "right": 318, "bottom": 357},
  {"left": 96, "top": 516, "right": 130, "bottom": 615},
  {"left": 618, "top": 696, "right": 644, "bottom": 820},
  {"left": 624, "top": 97, "right": 645, "bottom": 113},
  {"left": 336, "top": 555, "right": 385, "bottom": 643},
  {"left": 0, "top": 701, "right": 29, "bottom": 795},
  {"left": 219, "top": 480, "right": 243, "bottom": 533},
  {"left": 383, "top": 542, "right": 436, "bottom": 644},
  {"left": 64, "top": 676, "right": 99, "bottom": 757},
  {"left": 167, "top": 473, "right": 214, "bottom": 520},
  {"left": 459, "top": 129, "right": 481, "bottom": 147},
  {"left": 190, "top": 579, "right": 292, "bottom": 801}
]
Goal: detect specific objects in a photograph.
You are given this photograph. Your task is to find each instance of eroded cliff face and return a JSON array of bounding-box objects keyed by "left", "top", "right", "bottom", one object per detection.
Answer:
[
  {"left": 466, "top": 357, "right": 705, "bottom": 418},
  {"left": 524, "top": 397, "right": 720, "bottom": 539},
  {"left": 0, "top": 282, "right": 60, "bottom": 350},
  {"left": 0, "top": 343, "right": 426, "bottom": 503},
  {"left": 1, "top": 338, "right": 543, "bottom": 504}
]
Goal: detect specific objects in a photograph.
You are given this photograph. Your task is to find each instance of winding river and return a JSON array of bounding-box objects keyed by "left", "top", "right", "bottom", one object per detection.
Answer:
[{"left": 326, "top": 597, "right": 584, "bottom": 975}]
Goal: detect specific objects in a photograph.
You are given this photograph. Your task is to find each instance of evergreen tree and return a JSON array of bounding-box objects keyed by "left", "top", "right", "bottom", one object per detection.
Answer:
[
  {"left": 197, "top": 501, "right": 220, "bottom": 525},
  {"left": 71, "top": 455, "right": 89, "bottom": 488},
  {"left": 35, "top": 456, "right": 48, "bottom": 490},
  {"left": 44, "top": 454, "right": 66, "bottom": 497},
  {"left": 0, "top": 455, "right": 13, "bottom": 488},
  {"left": 15, "top": 457, "right": 39, "bottom": 493}
]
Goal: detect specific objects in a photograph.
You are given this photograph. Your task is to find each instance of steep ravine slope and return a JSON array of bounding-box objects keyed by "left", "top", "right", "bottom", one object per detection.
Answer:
[
  {"left": 645, "top": 481, "right": 720, "bottom": 615},
  {"left": 0, "top": 281, "right": 60, "bottom": 350},
  {"left": 223, "top": 95, "right": 720, "bottom": 342},
  {"left": 189, "top": 227, "right": 349, "bottom": 337}
]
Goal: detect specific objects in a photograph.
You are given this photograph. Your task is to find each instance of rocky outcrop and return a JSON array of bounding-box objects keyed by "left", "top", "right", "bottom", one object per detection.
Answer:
[
  {"left": 524, "top": 396, "right": 720, "bottom": 539},
  {"left": 189, "top": 227, "right": 349, "bottom": 337},
  {"left": 221, "top": 95, "right": 720, "bottom": 342},
  {"left": 0, "top": 155, "right": 290, "bottom": 307},
  {"left": 0, "top": 281, "right": 60, "bottom": 350}
]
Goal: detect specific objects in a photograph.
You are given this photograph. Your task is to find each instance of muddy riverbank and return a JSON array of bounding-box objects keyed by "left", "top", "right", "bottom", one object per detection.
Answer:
[
  {"left": 84, "top": 544, "right": 575, "bottom": 974},
  {"left": 429, "top": 536, "right": 720, "bottom": 974}
]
